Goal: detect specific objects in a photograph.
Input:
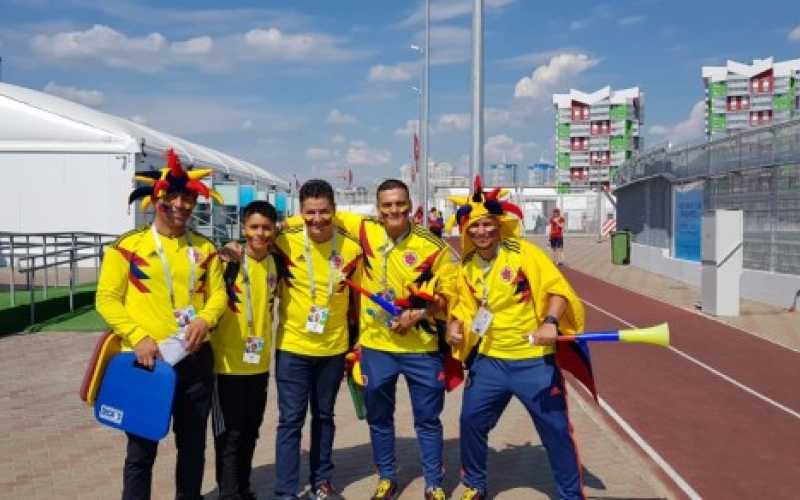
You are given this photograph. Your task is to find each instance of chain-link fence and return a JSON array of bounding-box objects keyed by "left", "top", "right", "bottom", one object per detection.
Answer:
[{"left": 614, "top": 117, "right": 800, "bottom": 275}]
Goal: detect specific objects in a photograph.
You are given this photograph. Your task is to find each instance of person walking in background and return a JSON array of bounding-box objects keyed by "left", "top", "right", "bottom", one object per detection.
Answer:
[{"left": 548, "top": 208, "right": 566, "bottom": 266}]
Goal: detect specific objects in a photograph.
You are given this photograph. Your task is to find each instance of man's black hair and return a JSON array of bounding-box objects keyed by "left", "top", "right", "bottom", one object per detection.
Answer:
[
  {"left": 376, "top": 178, "right": 410, "bottom": 200},
  {"left": 299, "top": 179, "right": 335, "bottom": 205},
  {"left": 241, "top": 200, "right": 277, "bottom": 223}
]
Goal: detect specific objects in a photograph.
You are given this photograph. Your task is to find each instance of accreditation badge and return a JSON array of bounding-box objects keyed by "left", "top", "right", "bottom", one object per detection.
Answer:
[
  {"left": 243, "top": 336, "right": 264, "bottom": 364},
  {"left": 306, "top": 305, "right": 329, "bottom": 334},
  {"left": 471, "top": 306, "right": 493, "bottom": 337}
]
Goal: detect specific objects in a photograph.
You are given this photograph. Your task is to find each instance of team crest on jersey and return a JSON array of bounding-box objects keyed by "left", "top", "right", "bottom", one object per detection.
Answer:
[
  {"left": 267, "top": 273, "right": 278, "bottom": 291},
  {"left": 500, "top": 265, "right": 514, "bottom": 283},
  {"left": 187, "top": 247, "right": 201, "bottom": 263},
  {"left": 403, "top": 251, "right": 418, "bottom": 266},
  {"left": 330, "top": 252, "right": 343, "bottom": 269}
]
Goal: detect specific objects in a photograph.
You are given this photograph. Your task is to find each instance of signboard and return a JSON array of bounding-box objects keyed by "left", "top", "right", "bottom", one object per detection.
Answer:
[
  {"left": 674, "top": 181, "right": 704, "bottom": 261},
  {"left": 239, "top": 185, "right": 255, "bottom": 207}
]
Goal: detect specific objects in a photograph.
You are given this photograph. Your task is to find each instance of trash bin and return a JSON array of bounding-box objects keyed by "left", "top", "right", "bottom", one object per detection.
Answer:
[{"left": 611, "top": 231, "right": 631, "bottom": 265}]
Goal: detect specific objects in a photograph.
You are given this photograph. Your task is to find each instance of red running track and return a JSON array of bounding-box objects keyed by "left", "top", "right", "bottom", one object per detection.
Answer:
[{"left": 563, "top": 267, "right": 800, "bottom": 499}]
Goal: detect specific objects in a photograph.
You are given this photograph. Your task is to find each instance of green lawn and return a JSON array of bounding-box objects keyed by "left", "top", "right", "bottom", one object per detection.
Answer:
[
  {"left": 0, "top": 283, "right": 97, "bottom": 311},
  {"left": 26, "top": 305, "right": 108, "bottom": 332}
]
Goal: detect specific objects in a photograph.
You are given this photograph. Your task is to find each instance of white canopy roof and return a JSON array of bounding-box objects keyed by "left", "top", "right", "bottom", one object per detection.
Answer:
[
  {"left": 0, "top": 82, "right": 289, "bottom": 190},
  {"left": 702, "top": 57, "right": 800, "bottom": 82}
]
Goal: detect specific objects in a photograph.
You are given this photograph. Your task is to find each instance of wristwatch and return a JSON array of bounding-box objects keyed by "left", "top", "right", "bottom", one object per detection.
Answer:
[{"left": 542, "top": 315, "right": 560, "bottom": 330}]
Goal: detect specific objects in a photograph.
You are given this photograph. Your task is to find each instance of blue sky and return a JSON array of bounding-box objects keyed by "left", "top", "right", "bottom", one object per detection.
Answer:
[{"left": 1, "top": 0, "right": 799, "bottom": 186}]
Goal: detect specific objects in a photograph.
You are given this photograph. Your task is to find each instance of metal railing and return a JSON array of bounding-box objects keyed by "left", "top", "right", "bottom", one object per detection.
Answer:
[
  {"left": 0, "top": 232, "right": 118, "bottom": 324},
  {"left": 615, "top": 116, "right": 800, "bottom": 187}
]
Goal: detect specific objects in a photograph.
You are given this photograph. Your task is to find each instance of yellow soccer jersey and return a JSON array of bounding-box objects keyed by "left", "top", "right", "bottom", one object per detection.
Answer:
[
  {"left": 451, "top": 238, "right": 585, "bottom": 360},
  {"left": 274, "top": 222, "right": 362, "bottom": 357},
  {"left": 335, "top": 212, "right": 457, "bottom": 353},
  {"left": 211, "top": 254, "right": 279, "bottom": 374},
  {"left": 96, "top": 225, "right": 227, "bottom": 350}
]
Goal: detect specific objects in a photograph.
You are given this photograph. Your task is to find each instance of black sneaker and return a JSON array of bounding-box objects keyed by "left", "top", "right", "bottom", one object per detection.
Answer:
[{"left": 309, "top": 481, "right": 340, "bottom": 500}]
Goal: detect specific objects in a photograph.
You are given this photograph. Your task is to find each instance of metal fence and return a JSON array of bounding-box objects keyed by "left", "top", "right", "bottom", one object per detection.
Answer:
[
  {"left": 615, "top": 117, "right": 800, "bottom": 185},
  {"left": 0, "top": 232, "right": 117, "bottom": 324},
  {"left": 614, "top": 117, "right": 800, "bottom": 275}
]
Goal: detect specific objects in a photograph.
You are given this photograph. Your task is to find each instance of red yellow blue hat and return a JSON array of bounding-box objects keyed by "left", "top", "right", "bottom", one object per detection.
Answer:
[
  {"left": 455, "top": 176, "right": 523, "bottom": 256},
  {"left": 128, "top": 148, "right": 223, "bottom": 210}
]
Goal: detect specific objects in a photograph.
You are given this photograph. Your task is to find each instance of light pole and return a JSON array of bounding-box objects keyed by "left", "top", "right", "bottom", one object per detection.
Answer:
[
  {"left": 471, "top": 0, "right": 484, "bottom": 181},
  {"left": 411, "top": 85, "right": 423, "bottom": 206},
  {"left": 423, "top": 0, "right": 431, "bottom": 221},
  {"left": 411, "top": 43, "right": 424, "bottom": 208}
]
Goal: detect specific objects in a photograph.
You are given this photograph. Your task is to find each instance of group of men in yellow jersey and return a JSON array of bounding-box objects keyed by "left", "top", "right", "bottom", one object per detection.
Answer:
[{"left": 97, "top": 154, "right": 587, "bottom": 500}]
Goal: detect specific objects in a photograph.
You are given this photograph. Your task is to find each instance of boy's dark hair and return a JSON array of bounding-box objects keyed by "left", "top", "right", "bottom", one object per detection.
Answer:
[
  {"left": 242, "top": 200, "right": 277, "bottom": 222},
  {"left": 376, "top": 178, "right": 410, "bottom": 200},
  {"left": 299, "top": 179, "right": 335, "bottom": 205}
]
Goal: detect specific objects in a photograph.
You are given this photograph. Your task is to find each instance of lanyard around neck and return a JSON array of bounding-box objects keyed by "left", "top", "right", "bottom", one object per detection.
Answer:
[
  {"left": 303, "top": 226, "right": 338, "bottom": 304},
  {"left": 476, "top": 250, "right": 501, "bottom": 306},
  {"left": 151, "top": 224, "right": 195, "bottom": 309},
  {"left": 380, "top": 226, "right": 410, "bottom": 290},
  {"left": 241, "top": 252, "right": 255, "bottom": 337}
]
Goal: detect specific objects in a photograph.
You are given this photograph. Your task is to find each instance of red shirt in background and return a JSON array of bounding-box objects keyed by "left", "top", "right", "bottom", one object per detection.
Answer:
[{"left": 549, "top": 216, "right": 565, "bottom": 238}]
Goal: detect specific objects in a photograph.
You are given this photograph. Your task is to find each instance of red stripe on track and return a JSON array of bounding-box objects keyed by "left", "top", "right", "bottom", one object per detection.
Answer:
[{"left": 564, "top": 267, "right": 800, "bottom": 499}]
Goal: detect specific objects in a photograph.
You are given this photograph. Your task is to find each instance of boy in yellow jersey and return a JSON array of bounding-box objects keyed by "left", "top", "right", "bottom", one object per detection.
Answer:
[
  {"left": 96, "top": 149, "right": 227, "bottom": 500},
  {"left": 211, "top": 201, "right": 281, "bottom": 500},
  {"left": 446, "top": 177, "right": 586, "bottom": 500},
  {"left": 272, "top": 180, "right": 361, "bottom": 500},
  {"left": 331, "top": 179, "right": 457, "bottom": 500}
]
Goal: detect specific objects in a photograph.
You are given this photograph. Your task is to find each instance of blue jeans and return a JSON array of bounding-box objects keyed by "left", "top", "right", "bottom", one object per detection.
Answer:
[
  {"left": 361, "top": 347, "right": 445, "bottom": 489},
  {"left": 273, "top": 350, "right": 345, "bottom": 499},
  {"left": 460, "top": 354, "right": 583, "bottom": 499}
]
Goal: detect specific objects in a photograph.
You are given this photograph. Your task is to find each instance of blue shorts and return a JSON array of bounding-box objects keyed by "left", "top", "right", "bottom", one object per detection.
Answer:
[{"left": 550, "top": 236, "right": 564, "bottom": 249}]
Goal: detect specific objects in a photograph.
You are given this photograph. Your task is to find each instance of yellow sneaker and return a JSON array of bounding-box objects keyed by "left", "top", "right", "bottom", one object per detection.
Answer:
[
  {"left": 371, "top": 479, "right": 397, "bottom": 500},
  {"left": 461, "top": 487, "right": 484, "bottom": 500},
  {"left": 425, "top": 486, "right": 446, "bottom": 500}
]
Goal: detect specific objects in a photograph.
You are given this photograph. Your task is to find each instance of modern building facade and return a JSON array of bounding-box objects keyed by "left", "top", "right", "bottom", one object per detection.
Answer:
[
  {"left": 702, "top": 57, "right": 800, "bottom": 140},
  {"left": 553, "top": 86, "right": 643, "bottom": 187}
]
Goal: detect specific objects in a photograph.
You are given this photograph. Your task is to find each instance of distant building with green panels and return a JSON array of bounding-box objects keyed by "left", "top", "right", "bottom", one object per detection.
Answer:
[
  {"left": 552, "top": 86, "right": 643, "bottom": 188},
  {"left": 702, "top": 58, "right": 800, "bottom": 140}
]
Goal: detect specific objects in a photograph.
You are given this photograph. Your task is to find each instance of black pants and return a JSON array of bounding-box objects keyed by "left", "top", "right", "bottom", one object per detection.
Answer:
[
  {"left": 122, "top": 343, "right": 214, "bottom": 500},
  {"left": 213, "top": 372, "right": 270, "bottom": 500}
]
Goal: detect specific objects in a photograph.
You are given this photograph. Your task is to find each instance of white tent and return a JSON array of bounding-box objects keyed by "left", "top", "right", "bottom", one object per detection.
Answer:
[{"left": 0, "top": 82, "right": 288, "bottom": 235}]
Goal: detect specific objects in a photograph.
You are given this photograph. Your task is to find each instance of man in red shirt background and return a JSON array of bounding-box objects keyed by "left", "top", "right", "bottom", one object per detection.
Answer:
[{"left": 548, "top": 208, "right": 566, "bottom": 266}]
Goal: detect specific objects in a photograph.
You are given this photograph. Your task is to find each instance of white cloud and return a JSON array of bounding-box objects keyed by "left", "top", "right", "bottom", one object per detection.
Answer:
[
  {"left": 112, "top": 96, "right": 302, "bottom": 136},
  {"left": 789, "top": 24, "right": 800, "bottom": 41},
  {"left": 368, "top": 62, "right": 416, "bottom": 82},
  {"left": 130, "top": 114, "right": 148, "bottom": 125},
  {"left": 30, "top": 24, "right": 362, "bottom": 73},
  {"left": 241, "top": 119, "right": 254, "bottom": 130},
  {"left": 485, "top": 134, "right": 536, "bottom": 163},
  {"left": 438, "top": 113, "right": 471, "bottom": 131},
  {"left": 327, "top": 109, "right": 358, "bottom": 125},
  {"left": 514, "top": 53, "right": 600, "bottom": 99},
  {"left": 305, "top": 147, "right": 333, "bottom": 161},
  {"left": 330, "top": 134, "right": 346, "bottom": 144},
  {"left": 399, "top": 0, "right": 516, "bottom": 27},
  {"left": 170, "top": 36, "right": 213, "bottom": 55},
  {"left": 618, "top": 15, "right": 645, "bottom": 26},
  {"left": 42, "top": 81, "right": 105, "bottom": 107},
  {"left": 346, "top": 143, "right": 391, "bottom": 167},
  {"left": 395, "top": 119, "right": 420, "bottom": 137},
  {"left": 569, "top": 19, "right": 589, "bottom": 31},
  {"left": 648, "top": 100, "right": 706, "bottom": 146}
]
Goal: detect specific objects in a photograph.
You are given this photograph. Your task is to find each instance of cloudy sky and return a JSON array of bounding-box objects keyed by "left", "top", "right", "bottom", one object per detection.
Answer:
[{"left": 2, "top": 0, "right": 799, "bottom": 185}]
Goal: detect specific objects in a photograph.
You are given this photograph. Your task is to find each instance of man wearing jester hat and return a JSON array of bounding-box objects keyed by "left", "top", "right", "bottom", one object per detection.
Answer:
[
  {"left": 96, "top": 149, "right": 227, "bottom": 500},
  {"left": 447, "top": 177, "right": 587, "bottom": 500}
]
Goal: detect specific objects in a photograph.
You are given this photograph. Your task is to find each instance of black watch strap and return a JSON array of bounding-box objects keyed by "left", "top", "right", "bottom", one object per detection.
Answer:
[{"left": 543, "top": 315, "right": 560, "bottom": 329}]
